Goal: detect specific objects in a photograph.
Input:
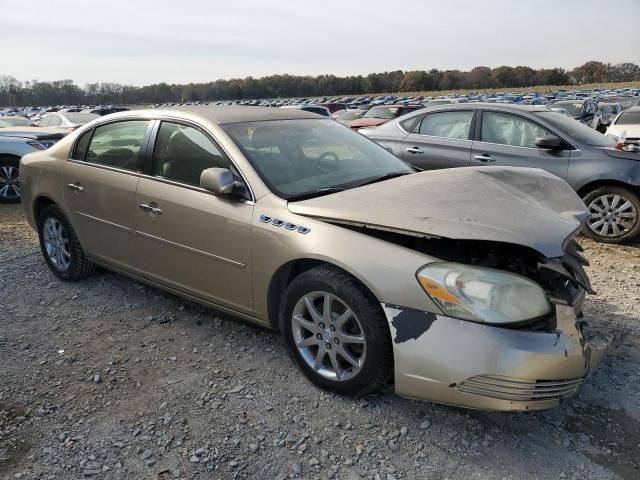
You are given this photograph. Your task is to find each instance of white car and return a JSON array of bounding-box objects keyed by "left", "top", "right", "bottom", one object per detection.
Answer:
[{"left": 606, "top": 106, "right": 640, "bottom": 149}]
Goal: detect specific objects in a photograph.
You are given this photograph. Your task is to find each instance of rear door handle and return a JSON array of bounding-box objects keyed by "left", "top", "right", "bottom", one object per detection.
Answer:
[
  {"left": 139, "top": 203, "right": 162, "bottom": 215},
  {"left": 473, "top": 154, "right": 496, "bottom": 162},
  {"left": 405, "top": 146, "right": 424, "bottom": 154},
  {"left": 66, "top": 183, "right": 84, "bottom": 192}
]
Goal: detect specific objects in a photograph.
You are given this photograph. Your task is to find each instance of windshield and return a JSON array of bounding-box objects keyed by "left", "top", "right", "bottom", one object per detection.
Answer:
[
  {"left": 0, "top": 117, "right": 30, "bottom": 127},
  {"left": 223, "top": 119, "right": 413, "bottom": 200},
  {"left": 615, "top": 111, "right": 640, "bottom": 125},
  {"left": 65, "top": 113, "right": 100, "bottom": 124},
  {"left": 534, "top": 111, "right": 616, "bottom": 148},
  {"left": 551, "top": 102, "right": 583, "bottom": 116},
  {"left": 364, "top": 106, "right": 401, "bottom": 119}
]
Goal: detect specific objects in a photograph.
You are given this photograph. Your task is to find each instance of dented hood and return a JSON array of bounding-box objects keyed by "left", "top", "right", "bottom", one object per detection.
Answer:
[{"left": 288, "top": 167, "right": 589, "bottom": 258}]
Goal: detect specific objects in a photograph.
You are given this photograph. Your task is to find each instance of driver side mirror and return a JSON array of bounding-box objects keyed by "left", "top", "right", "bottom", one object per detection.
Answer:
[
  {"left": 535, "top": 134, "right": 561, "bottom": 149},
  {"left": 200, "top": 168, "right": 235, "bottom": 195}
]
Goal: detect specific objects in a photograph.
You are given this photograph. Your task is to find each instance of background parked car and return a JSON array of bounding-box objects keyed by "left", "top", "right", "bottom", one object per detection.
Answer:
[
  {"left": 0, "top": 127, "right": 68, "bottom": 203},
  {"left": 605, "top": 106, "right": 640, "bottom": 149},
  {"left": 280, "top": 104, "right": 331, "bottom": 116},
  {"left": 598, "top": 102, "right": 623, "bottom": 132},
  {"left": 547, "top": 99, "right": 602, "bottom": 130},
  {"left": 360, "top": 103, "right": 640, "bottom": 244},
  {"left": 36, "top": 112, "right": 100, "bottom": 130},
  {"left": 346, "top": 104, "right": 423, "bottom": 130},
  {"left": 0, "top": 116, "right": 31, "bottom": 128}
]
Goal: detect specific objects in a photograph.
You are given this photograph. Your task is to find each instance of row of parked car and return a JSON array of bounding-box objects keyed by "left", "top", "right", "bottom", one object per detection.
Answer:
[{"left": 2, "top": 91, "right": 640, "bottom": 243}]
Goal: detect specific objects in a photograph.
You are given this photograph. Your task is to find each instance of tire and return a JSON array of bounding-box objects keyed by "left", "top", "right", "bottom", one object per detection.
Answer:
[
  {"left": 0, "top": 156, "right": 21, "bottom": 204},
  {"left": 37, "top": 204, "right": 96, "bottom": 280},
  {"left": 279, "top": 265, "right": 393, "bottom": 397},
  {"left": 582, "top": 186, "right": 640, "bottom": 244}
]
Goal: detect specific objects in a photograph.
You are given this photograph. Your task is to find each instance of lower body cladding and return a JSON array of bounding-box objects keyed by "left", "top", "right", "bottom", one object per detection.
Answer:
[{"left": 382, "top": 303, "right": 609, "bottom": 411}]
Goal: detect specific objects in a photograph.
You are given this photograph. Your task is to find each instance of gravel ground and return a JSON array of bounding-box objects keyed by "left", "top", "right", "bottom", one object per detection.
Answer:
[{"left": 1, "top": 203, "right": 639, "bottom": 480}]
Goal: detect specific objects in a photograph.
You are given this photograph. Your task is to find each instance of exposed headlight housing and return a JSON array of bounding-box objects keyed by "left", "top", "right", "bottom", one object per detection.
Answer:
[{"left": 417, "top": 263, "right": 552, "bottom": 325}]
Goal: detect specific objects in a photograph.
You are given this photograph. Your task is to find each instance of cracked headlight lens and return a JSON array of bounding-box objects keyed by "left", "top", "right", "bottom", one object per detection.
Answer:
[{"left": 417, "top": 263, "right": 552, "bottom": 324}]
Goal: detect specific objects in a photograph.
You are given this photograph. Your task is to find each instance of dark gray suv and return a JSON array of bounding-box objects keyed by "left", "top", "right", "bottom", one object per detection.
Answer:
[{"left": 360, "top": 104, "right": 640, "bottom": 244}]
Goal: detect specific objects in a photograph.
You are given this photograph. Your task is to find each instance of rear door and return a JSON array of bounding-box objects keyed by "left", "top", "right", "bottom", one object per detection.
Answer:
[
  {"left": 400, "top": 110, "right": 474, "bottom": 170},
  {"left": 470, "top": 110, "right": 570, "bottom": 179},
  {"left": 63, "top": 120, "right": 152, "bottom": 271},
  {"left": 133, "top": 120, "right": 254, "bottom": 314}
]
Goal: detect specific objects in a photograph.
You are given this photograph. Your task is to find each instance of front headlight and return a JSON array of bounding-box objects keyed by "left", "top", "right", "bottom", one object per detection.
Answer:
[{"left": 417, "top": 263, "right": 552, "bottom": 325}]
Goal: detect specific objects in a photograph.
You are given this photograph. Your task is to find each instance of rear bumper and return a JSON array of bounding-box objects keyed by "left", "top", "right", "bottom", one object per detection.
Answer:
[{"left": 383, "top": 303, "right": 609, "bottom": 411}]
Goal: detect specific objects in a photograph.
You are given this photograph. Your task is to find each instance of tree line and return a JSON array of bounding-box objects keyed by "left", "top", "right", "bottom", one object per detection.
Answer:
[{"left": 1, "top": 61, "right": 639, "bottom": 107}]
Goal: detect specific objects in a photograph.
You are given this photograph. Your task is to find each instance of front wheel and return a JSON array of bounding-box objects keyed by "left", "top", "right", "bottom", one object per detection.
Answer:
[
  {"left": 582, "top": 186, "right": 640, "bottom": 243},
  {"left": 38, "top": 205, "right": 96, "bottom": 280},
  {"left": 0, "top": 156, "right": 21, "bottom": 204},
  {"left": 280, "top": 265, "right": 393, "bottom": 397}
]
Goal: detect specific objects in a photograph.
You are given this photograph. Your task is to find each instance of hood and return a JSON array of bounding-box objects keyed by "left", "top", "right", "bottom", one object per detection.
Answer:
[
  {"left": 288, "top": 167, "right": 589, "bottom": 258},
  {"left": 347, "top": 118, "right": 388, "bottom": 128},
  {"left": 0, "top": 127, "right": 69, "bottom": 140}
]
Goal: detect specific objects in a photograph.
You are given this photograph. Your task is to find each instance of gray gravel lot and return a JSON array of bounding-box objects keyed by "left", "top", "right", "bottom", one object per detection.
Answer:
[{"left": 1, "top": 203, "right": 639, "bottom": 480}]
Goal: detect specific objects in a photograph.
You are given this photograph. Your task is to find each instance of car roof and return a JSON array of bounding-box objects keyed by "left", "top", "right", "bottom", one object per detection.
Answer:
[
  {"left": 157, "top": 105, "right": 323, "bottom": 124},
  {"left": 418, "top": 102, "right": 550, "bottom": 113}
]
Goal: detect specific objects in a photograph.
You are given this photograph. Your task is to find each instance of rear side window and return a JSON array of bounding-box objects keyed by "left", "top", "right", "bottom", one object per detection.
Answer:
[
  {"left": 85, "top": 121, "right": 149, "bottom": 171},
  {"left": 152, "top": 122, "right": 229, "bottom": 186},
  {"left": 419, "top": 111, "right": 473, "bottom": 139},
  {"left": 72, "top": 129, "right": 93, "bottom": 161}
]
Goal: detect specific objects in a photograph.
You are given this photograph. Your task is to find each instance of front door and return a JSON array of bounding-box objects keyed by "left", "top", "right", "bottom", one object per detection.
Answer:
[
  {"left": 63, "top": 120, "right": 152, "bottom": 271},
  {"left": 471, "top": 110, "right": 570, "bottom": 179},
  {"left": 133, "top": 121, "right": 254, "bottom": 314},
  {"left": 400, "top": 110, "right": 474, "bottom": 170}
]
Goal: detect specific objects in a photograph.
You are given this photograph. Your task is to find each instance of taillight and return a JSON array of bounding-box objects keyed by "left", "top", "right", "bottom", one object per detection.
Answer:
[{"left": 27, "top": 141, "right": 47, "bottom": 150}]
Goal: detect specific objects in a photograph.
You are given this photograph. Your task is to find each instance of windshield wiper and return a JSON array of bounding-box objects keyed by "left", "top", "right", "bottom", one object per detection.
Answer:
[
  {"left": 287, "top": 187, "right": 347, "bottom": 202},
  {"left": 352, "top": 171, "right": 412, "bottom": 188}
]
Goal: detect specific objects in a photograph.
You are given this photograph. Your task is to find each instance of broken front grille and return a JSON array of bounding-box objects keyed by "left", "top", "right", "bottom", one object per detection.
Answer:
[{"left": 456, "top": 375, "right": 583, "bottom": 402}]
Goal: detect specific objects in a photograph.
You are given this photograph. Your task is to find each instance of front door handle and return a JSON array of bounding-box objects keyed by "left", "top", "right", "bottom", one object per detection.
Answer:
[
  {"left": 405, "top": 146, "right": 424, "bottom": 154},
  {"left": 139, "top": 203, "right": 162, "bottom": 215},
  {"left": 473, "top": 154, "right": 496, "bottom": 162},
  {"left": 66, "top": 182, "right": 84, "bottom": 192}
]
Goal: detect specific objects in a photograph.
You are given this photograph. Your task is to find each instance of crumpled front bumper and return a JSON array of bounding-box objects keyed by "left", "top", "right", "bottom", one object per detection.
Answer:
[{"left": 383, "top": 303, "right": 610, "bottom": 411}]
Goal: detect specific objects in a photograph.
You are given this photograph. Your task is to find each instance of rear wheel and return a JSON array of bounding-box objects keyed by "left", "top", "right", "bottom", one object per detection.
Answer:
[
  {"left": 280, "top": 265, "right": 393, "bottom": 397},
  {"left": 582, "top": 186, "right": 640, "bottom": 244},
  {"left": 38, "top": 205, "right": 96, "bottom": 280},
  {"left": 0, "top": 156, "right": 21, "bottom": 204}
]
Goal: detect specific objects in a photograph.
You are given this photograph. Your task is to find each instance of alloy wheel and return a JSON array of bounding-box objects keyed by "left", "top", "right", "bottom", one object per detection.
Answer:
[
  {"left": 0, "top": 165, "right": 20, "bottom": 201},
  {"left": 43, "top": 217, "right": 71, "bottom": 271},
  {"left": 291, "top": 291, "right": 367, "bottom": 381},
  {"left": 587, "top": 193, "right": 637, "bottom": 238}
]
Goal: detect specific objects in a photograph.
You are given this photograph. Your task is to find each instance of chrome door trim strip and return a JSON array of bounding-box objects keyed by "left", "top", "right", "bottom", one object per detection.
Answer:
[
  {"left": 135, "top": 230, "right": 246, "bottom": 268},
  {"left": 76, "top": 212, "right": 133, "bottom": 233}
]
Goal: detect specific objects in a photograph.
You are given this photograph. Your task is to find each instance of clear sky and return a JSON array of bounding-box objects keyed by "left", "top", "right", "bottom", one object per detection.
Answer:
[{"left": 2, "top": 0, "right": 639, "bottom": 86}]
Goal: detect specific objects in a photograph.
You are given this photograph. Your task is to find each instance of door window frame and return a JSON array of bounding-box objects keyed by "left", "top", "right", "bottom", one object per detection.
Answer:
[
  {"left": 68, "top": 118, "right": 155, "bottom": 174},
  {"left": 473, "top": 109, "right": 576, "bottom": 151},
  {"left": 143, "top": 118, "right": 254, "bottom": 202}
]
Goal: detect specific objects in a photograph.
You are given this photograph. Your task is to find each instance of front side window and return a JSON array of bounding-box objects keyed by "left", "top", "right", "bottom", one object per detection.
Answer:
[
  {"left": 480, "top": 112, "right": 549, "bottom": 148},
  {"left": 72, "top": 129, "right": 93, "bottom": 161},
  {"left": 223, "top": 119, "right": 413, "bottom": 200},
  {"left": 419, "top": 111, "right": 473, "bottom": 140},
  {"left": 152, "top": 122, "right": 229, "bottom": 186},
  {"left": 85, "top": 121, "right": 149, "bottom": 171}
]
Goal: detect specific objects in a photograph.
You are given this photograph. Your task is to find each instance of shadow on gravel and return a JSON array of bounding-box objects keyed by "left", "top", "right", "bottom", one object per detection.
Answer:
[
  {"left": 565, "top": 405, "right": 640, "bottom": 480},
  {"left": 0, "top": 402, "right": 30, "bottom": 476}
]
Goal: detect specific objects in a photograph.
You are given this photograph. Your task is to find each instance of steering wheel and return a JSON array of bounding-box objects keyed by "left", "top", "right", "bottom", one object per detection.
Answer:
[{"left": 312, "top": 151, "right": 339, "bottom": 172}]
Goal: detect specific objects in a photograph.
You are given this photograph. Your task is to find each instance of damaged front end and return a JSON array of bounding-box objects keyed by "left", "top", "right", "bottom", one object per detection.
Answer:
[{"left": 376, "top": 233, "right": 610, "bottom": 411}]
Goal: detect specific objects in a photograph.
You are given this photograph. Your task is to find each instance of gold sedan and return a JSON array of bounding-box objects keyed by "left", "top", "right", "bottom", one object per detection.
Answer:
[{"left": 19, "top": 106, "right": 609, "bottom": 411}]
